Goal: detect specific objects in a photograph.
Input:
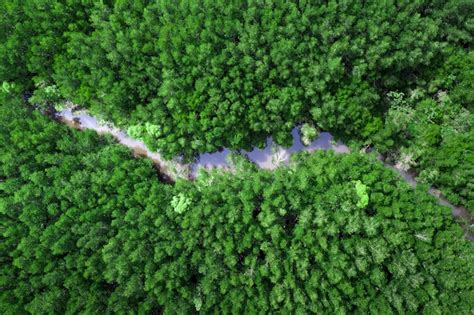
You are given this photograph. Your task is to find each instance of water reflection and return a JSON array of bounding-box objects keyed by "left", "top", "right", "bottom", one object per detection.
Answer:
[
  {"left": 57, "top": 109, "right": 349, "bottom": 177},
  {"left": 195, "top": 128, "right": 349, "bottom": 173},
  {"left": 56, "top": 108, "right": 472, "bottom": 240},
  {"left": 58, "top": 109, "right": 173, "bottom": 173}
]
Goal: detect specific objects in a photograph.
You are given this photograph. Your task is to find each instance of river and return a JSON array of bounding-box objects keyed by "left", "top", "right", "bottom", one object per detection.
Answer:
[
  {"left": 56, "top": 107, "right": 473, "bottom": 240},
  {"left": 57, "top": 108, "right": 349, "bottom": 177}
]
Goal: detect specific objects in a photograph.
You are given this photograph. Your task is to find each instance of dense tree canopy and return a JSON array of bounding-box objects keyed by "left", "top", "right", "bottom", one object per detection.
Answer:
[
  {"left": 1, "top": 1, "right": 473, "bottom": 313},
  {"left": 51, "top": 0, "right": 449, "bottom": 155},
  {"left": 0, "top": 1, "right": 471, "bottom": 153},
  {"left": 1, "top": 94, "right": 473, "bottom": 313},
  {"left": 368, "top": 49, "right": 474, "bottom": 211},
  {"left": 1, "top": 0, "right": 472, "bottom": 211},
  {"left": 0, "top": 92, "right": 169, "bottom": 313}
]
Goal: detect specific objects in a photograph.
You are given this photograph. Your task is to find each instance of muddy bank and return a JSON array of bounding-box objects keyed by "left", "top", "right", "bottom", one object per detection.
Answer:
[
  {"left": 383, "top": 162, "right": 473, "bottom": 240},
  {"left": 56, "top": 108, "right": 349, "bottom": 179},
  {"left": 55, "top": 107, "right": 472, "bottom": 240},
  {"left": 57, "top": 108, "right": 183, "bottom": 181}
]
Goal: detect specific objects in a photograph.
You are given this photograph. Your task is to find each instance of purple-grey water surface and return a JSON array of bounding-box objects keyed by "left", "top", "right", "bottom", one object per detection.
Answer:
[
  {"left": 192, "top": 128, "right": 348, "bottom": 174},
  {"left": 58, "top": 108, "right": 348, "bottom": 176},
  {"left": 56, "top": 108, "right": 472, "bottom": 240}
]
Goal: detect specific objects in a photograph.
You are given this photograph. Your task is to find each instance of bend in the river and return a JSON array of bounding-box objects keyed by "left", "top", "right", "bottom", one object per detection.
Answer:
[{"left": 55, "top": 107, "right": 473, "bottom": 241}]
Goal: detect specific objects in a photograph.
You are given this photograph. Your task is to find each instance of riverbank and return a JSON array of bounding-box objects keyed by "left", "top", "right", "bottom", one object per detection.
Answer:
[
  {"left": 54, "top": 106, "right": 473, "bottom": 240},
  {"left": 56, "top": 107, "right": 350, "bottom": 179}
]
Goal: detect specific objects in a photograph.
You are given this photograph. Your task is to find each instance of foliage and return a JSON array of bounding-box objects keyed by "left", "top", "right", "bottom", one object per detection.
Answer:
[
  {"left": 354, "top": 180, "right": 369, "bottom": 209},
  {"left": 372, "top": 88, "right": 474, "bottom": 212},
  {"left": 0, "top": 0, "right": 94, "bottom": 89},
  {"left": 3, "top": 0, "right": 472, "bottom": 159},
  {"left": 1, "top": 82, "right": 13, "bottom": 94},
  {"left": 300, "top": 123, "right": 318, "bottom": 146},
  {"left": 28, "top": 82, "right": 62, "bottom": 109},
  {"left": 429, "top": 49, "right": 474, "bottom": 110},
  {"left": 171, "top": 193, "right": 191, "bottom": 214},
  {"left": 1, "top": 94, "right": 473, "bottom": 313},
  {"left": 0, "top": 93, "right": 169, "bottom": 314},
  {"left": 1, "top": 2, "right": 472, "bottom": 212},
  {"left": 1, "top": 1, "right": 473, "bottom": 312}
]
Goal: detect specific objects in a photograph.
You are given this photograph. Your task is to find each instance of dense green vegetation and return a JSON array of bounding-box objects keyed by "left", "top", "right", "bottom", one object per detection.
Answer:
[
  {"left": 1, "top": 94, "right": 473, "bottom": 313},
  {"left": 1, "top": 0, "right": 472, "bottom": 211},
  {"left": 1, "top": 1, "right": 473, "bottom": 313},
  {"left": 372, "top": 89, "right": 474, "bottom": 210},
  {"left": 368, "top": 49, "right": 474, "bottom": 210}
]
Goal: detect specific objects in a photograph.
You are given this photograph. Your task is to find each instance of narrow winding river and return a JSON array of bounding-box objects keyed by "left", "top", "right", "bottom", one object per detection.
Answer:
[
  {"left": 56, "top": 108, "right": 473, "bottom": 240},
  {"left": 57, "top": 108, "right": 350, "bottom": 176}
]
